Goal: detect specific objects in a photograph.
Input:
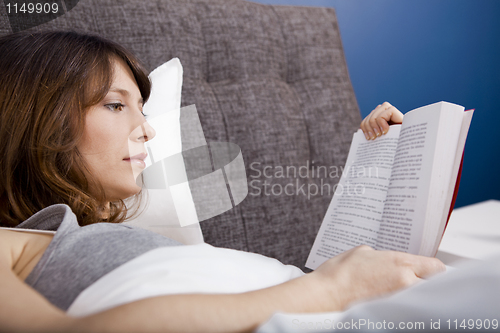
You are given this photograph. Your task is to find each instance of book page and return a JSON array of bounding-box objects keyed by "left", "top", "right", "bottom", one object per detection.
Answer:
[
  {"left": 306, "top": 126, "right": 401, "bottom": 269},
  {"left": 374, "top": 120, "right": 432, "bottom": 252},
  {"left": 375, "top": 102, "right": 464, "bottom": 255}
]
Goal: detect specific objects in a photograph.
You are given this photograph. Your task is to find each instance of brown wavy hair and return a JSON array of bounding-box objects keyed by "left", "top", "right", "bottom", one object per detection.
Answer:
[{"left": 0, "top": 31, "right": 151, "bottom": 227}]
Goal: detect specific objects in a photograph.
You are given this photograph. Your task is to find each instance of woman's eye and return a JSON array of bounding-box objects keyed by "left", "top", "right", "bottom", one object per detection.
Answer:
[{"left": 105, "top": 103, "right": 125, "bottom": 112}]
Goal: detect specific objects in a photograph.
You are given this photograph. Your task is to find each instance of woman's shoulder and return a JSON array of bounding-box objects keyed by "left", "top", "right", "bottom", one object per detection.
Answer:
[
  {"left": 0, "top": 228, "right": 53, "bottom": 277},
  {"left": 0, "top": 228, "right": 29, "bottom": 268}
]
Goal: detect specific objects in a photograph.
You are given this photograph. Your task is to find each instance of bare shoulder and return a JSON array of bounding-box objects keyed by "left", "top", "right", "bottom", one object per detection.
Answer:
[
  {"left": 0, "top": 237, "right": 71, "bottom": 333},
  {"left": 0, "top": 228, "right": 53, "bottom": 271},
  {"left": 0, "top": 228, "right": 25, "bottom": 269},
  {"left": 0, "top": 229, "right": 71, "bottom": 332}
]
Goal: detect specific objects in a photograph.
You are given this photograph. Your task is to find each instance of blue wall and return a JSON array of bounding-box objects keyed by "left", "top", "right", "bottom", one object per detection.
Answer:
[{"left": 253, "top": 0, "right": 500, "bottom": 208}]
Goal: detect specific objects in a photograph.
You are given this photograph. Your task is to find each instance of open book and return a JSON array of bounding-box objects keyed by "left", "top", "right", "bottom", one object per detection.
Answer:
[{"left": 306, "top": 101, "right": 474, "bottom": 270}]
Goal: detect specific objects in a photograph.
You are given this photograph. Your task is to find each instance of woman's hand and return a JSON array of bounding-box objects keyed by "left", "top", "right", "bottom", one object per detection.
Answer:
[
  {"left": 309, "top": 245, "right": 446, "bottom": 311},
  {"left": 360, "top": 102, "right": 403, "bottom": 140}
]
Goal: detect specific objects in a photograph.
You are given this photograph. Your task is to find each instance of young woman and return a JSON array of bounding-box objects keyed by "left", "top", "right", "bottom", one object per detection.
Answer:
[{"left": 0, "top": 31, "right": 444, "bottom": 333}]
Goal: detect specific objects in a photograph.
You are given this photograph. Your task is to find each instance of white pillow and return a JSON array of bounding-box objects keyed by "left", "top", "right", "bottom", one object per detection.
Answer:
[{"left": 124, "top": 59, "right": 204, "bottom": 245}]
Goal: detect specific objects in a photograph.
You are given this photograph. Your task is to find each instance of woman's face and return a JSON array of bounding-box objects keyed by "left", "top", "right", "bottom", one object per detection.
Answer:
[{"left": 78, "top": 57, "right": 155, "bottom": 202}]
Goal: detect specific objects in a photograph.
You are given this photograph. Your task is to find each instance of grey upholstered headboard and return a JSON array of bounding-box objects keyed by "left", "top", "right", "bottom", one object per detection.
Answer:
[{"left": 0, "top": 0, "right": 361, "bottom": 269}]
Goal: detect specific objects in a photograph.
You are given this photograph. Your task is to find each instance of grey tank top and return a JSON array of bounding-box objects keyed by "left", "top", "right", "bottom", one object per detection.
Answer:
[{"left": 15, "top": 204, "right": 182, "bottom": 311}]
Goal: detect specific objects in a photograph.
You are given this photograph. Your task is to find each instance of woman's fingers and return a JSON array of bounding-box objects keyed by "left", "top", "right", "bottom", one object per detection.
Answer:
[
  {"left": 409, "top": 255, "right": 447, "bottom": 279},
  {"left": 365, "top": 104, "right": 387, "bottom": 137},
  {"left": 313, "top": 246, "right": 446, "bottom": 310},
  {"left": 360, "top": 102, "right": 404, "bottom": 140}
]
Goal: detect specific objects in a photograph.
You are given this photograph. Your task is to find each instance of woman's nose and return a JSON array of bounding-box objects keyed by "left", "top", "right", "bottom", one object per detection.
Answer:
[{"left": 130, "top": 121, "right": 156, "bottom": 142}]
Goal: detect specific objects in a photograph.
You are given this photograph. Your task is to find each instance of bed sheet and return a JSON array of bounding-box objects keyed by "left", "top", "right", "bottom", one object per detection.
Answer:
[
  {"left": 67, "top": 243, "right": 304, "bottom": 317},
  {"left": 257, "top": 254, "right": 500, "bottom": 332}
]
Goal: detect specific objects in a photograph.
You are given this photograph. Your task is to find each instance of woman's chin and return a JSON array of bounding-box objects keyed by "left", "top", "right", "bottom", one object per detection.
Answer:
[
  {"left": 125, "top": 185, "right": 143, "bottom": 199},
  {"left": 108, "top": 185, "right": 143, "bottom": 202}
]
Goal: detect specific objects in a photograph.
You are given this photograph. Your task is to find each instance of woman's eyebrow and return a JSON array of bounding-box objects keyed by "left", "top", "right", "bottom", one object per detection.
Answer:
[
  {"left": 109, "top": 87, "right": 130, "bottom": 97},
  {"left": 109, "top": 88, "right": 143, "bottom": 105}
]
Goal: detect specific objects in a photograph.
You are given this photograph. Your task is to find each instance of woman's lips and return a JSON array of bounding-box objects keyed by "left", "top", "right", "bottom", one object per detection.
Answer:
[
  {"left": 123, "top": 153, "right": 147, "bottom": 168},
  {"left": 124, "top": 158, "right": 146, "bottom": 168}
]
